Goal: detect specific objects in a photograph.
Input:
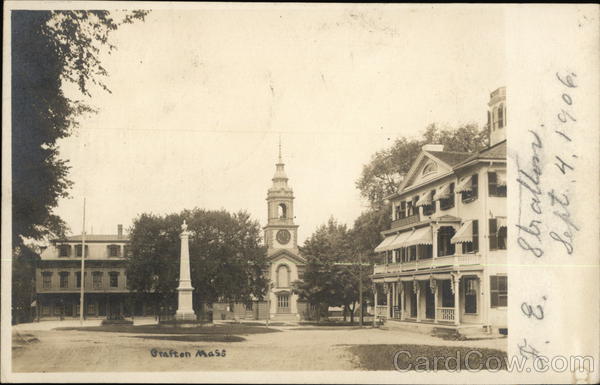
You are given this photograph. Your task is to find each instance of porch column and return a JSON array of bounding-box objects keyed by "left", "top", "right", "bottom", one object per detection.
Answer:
[
  {"left": 373, "top": 284, "right": 378, "bottom": 319},
  {"left": 399, "top": 282, "right": 405, "bottom": 320},
  {"left": 433, "top": 226, "right": 439, "bottom": 259},
  {"left": 453, "top": 275, "right": 460, "bottom": 326},
  {"left": 434, "top": 281, "right": 439, "bottom": 324},
  {"left": 387, "top": 283, "right": 392, "bottom": 318},
  {"left": 415, "top": 282, "right": 421, "bottom": 322}
]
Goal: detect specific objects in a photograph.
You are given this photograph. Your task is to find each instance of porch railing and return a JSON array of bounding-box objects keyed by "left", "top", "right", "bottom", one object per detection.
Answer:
[
  {"left": 436, "top": 307, "right": 455, "bottom": 321},
  {"left": 391, "top": 214, "right": 420, "bottom": 229},
  {"left": 375, "top": 305, "right": 388, "bottom": 318},
  {"left": 373, "top": 253, "right": 481, "bottom": 275}
]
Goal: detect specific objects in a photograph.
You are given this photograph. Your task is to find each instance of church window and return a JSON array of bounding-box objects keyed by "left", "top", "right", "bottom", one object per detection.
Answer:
[
  {"left": 278, "top": 203, "right": 287, "bottom": 219},
  {"left": 277, "top": 265, "right": 290, "bottom": 287}
]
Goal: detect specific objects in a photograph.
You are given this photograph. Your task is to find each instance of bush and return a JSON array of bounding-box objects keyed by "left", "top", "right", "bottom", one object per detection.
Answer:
[{"left": 101, "top": 318, "right": 133, "bottom": 326}]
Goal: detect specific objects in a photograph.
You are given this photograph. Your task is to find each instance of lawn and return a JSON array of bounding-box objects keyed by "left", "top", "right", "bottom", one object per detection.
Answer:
[
  {"left": 56, "top": 323, "right": 281, "bottom": 335},
  {"left": 347, "top": 344, "right": 508, "bottom": 371}
]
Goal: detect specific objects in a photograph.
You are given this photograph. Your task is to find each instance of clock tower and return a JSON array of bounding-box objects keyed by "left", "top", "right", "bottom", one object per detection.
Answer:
[{"left": 263, "top": 141, "right": 305, "bottom": 321}]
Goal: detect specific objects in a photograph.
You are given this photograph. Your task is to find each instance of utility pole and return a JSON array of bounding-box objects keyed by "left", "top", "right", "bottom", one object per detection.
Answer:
[
  {"left": 79, "top": 198, "right": 86, "bottom": 326},
  {"left": 358, "top": 253, "right": 363, "bottom": 327}
]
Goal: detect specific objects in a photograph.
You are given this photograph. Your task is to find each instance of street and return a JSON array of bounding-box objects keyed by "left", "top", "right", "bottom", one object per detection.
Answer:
[{"left": 12, "top": 320, "right": 506, "bottom": 372}]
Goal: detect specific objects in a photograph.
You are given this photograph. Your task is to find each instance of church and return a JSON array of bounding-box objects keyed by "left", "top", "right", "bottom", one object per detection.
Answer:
[{"left": 211, "top": 145, "right": 308, "bottom": 322}]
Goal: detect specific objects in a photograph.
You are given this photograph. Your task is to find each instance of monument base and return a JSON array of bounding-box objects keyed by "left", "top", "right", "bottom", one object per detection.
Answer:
[{"left": 175, "top": 311, "right": 197, "bottom": 322}]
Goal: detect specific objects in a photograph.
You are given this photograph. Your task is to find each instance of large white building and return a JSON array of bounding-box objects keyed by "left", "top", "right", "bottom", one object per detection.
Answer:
[{"left": 371, "top": 87, "right": 507, "bottom": 335}]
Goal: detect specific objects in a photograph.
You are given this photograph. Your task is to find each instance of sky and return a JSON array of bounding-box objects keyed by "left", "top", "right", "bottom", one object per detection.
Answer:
[{"left": 55, "top": 5, "right": 506, "bottom": 243}]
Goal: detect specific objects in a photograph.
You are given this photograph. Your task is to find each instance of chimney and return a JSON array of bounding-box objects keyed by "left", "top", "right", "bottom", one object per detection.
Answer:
[
  {"left": 422, "top": 144, "right": 444, "bottom": 152},
  {"left": 117, "top": 224, "right": 123, "bottom": 239}
]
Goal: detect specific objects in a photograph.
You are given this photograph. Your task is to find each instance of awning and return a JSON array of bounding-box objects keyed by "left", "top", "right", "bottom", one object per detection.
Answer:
[
  {"left": 433, "top": 184, "right": 451, "bottom": 200},
  {"left": 451, "top": 220, "right": 473, "bottom": 244},
  {"left": 415, "top": 191, "right": 433, "bottom": 207},
  {"left": 404, "top": 227, "right": 433, "bottom": 247},
  {"left": 374, "top": 234, "right": 399, "bottom": 253},
  {"left": 455, "top": 176, "right": 473, "bottom": 193},
  {"left": 496, "top": 171, "right": 507, "bottom": 187},
  {"left": 387, "top": 230, "right": 414, "bottom": 250}
]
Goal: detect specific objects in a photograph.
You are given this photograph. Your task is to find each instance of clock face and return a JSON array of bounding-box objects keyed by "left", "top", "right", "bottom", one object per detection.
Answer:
[{"left": 276, "top": 229, "right": 291, "bottom": 245}]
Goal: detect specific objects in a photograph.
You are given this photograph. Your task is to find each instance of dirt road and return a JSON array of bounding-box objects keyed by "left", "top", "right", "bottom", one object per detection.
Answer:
[{"left": 12, "top": 323, "right": 506, "bottom": 372}]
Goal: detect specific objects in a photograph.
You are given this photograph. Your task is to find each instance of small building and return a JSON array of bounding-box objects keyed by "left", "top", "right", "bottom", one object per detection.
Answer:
[
  {"left": 371, "top": 87, "right": 507, "bottom": 334},
  {"left": 35, "top": 225, "right": 138, "bottom": 319}
]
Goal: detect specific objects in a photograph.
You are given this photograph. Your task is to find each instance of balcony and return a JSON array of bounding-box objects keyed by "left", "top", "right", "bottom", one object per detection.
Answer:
[
  {"left": 373, "top": 253, "right": 481, "bottom": 275},
  {"left": 390, "top": 214, "right": 420, "bottom": 229}
]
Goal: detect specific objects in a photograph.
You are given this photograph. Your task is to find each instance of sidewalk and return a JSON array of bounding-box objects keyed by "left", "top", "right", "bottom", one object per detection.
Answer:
[{"left": 13, "top": 317, "right": 158, "bottom": 331}]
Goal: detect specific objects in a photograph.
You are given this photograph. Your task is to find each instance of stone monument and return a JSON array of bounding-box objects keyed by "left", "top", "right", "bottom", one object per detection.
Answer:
[{"left": 175, "top": 220, "right": 196, "bottom": 321}]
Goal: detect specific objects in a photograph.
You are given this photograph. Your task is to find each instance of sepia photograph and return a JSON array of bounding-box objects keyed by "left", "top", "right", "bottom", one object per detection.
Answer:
[{"left": 2, "top": 2, "right": 598, "bottom": 384}]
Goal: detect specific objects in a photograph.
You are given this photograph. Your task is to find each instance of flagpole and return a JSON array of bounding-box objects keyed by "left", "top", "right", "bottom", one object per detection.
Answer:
[{"left": 79, "top": 198, "right": 86, "bottom": 326}]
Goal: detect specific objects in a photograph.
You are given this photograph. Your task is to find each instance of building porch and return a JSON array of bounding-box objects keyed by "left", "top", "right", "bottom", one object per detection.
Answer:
[{"left": 373, "top": 271, "right": 483, "bottom": 327}]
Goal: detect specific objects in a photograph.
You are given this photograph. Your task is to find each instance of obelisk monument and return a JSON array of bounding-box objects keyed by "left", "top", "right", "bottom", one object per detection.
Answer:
[{"left": 175, "top": 220, "right": 196, "bottom": 321}]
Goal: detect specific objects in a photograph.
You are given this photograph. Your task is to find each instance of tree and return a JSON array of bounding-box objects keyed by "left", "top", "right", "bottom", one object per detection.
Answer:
[
  {"left": 126, "top": 209, "right": 269, "bottom": 316},
  {"left": 356, "top": 123, "right": 488, "bottom": 209},
  {"left": 292, "top": 217, "right": 365, "bottom": 323},
  {"left": 12, "top": 10, "right": 148, "bottom": 247},
  {"left": 11, "top": 10, "right": 148, "bottom": 323}
]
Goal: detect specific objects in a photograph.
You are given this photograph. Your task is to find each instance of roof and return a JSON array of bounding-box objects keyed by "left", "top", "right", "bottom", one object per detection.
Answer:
[
  {"left": 56, "top": 234, "right": 130, "bottom": 242},
  {"left": 426, "top": 151, "right": 472, "bottom": 167},
  {"left": 454, "top": 140, "right": 506, "bottom": 169}
]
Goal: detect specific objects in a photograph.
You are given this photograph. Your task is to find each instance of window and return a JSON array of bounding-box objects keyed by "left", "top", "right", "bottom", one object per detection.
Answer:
[
  {"left": 108, "top": 245, "right": 120, "bottom": 257},
  {"left": 422, "top": 190, "right": 436, "bottom": 216},
  {"left": 399, "top": 201, "right": 406, "bottom": 219},
  {"left": 58, "top": 244, "right": 70, "bottom": 257},
  {"left": 76, "top": 272, "right": 84, "bottom": 288},
  {"left": 109, "top": 272, "right": 119, "bottom": 288},
  {"left": 408, "top": 246, "right": 417, "bottom": 261},
  {"left": 441, "top": 280, "right": 454, "bottom": 307},
  {"left": 419, "top": 244, "right": 433, "bottom": 259},
  {"left": 41, "top": 305, "right": 50, "bottom": 316},
  {"left": 437, "top": 226, "right": 456, "bottom": 257},
  {"left": 488, "top": 172, "right": 507, "bottom": 197},
  {"left": 42, "top": 272, "right": 52, "bottom": 289},
  {"left": 422, "top": 162, "right": 437, "bottom": 176},
  {"left": 406, "top": 200, "right": 414, "bottom": 217},
  {"left": 59, "top": 272, "right": 69, "bottom": 288},
  {"left": 489, "top": 219, "right": 507, "bottom": 250},
  {"left": 75, "top": 244, "right": 89, "bottom": 257},
  {"left": 464, "top": 278, "right": 478, "bottom": 314},
  {"left": 461, "top": 174, "right": 478, "bottom": 203},
  {"left": 440, "top": 183, "right": 455, "bottom": 210},
  {"left": 87, "top": 302, "right": 96, "bottom": 315},
  {"left": 386, "top": 251, "right": 393, "bottom": 264},
  {"left": 394, "top": 204, "right": 402, "bottom": 220},
  {"left": 277, "top": 265, "right": 289, "bottom": 287},
  {"left": 278, "top": 203, "right": 287, "bottom": 219},
  {"left": 498, "top": 104, "right": 505, "bottom": 128},
  {"left": 490, "top": 276, "right": 508, "bottom": 307},
  {"left": 92, "top": 272, "right": 103, "bottom": 290},
  {"left": 463, "top": 220, "right": 479, "bottom": 254}
]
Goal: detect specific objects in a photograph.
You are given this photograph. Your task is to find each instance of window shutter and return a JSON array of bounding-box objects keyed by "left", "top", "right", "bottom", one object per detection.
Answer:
[
  {"left": 490, "top": 276, "right": 498, "bottom": 307},
  {"left": 472, "top": 174, "right": 479, "bottom": 198},
  {"left": 489, "top": 218, "right": 498, "bottom": 250},
  {"left": 488, "top": 172, "right": 497, "bottom": 196},
  {"left": 472, "top": 220, "right": 479, "bottom": 253}
]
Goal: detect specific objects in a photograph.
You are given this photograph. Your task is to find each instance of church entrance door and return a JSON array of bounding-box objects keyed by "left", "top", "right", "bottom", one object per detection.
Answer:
[{"left": 277, "top": 294, "right": 290, "bottom": 313}]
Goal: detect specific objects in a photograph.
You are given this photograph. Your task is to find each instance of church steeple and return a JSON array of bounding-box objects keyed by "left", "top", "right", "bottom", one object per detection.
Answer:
[
  {"left": 271, "top": 136, "right": 290, "bottom": 190},
  {"left": 265, "top": 138, "right": 298, "bottom": 252}
]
